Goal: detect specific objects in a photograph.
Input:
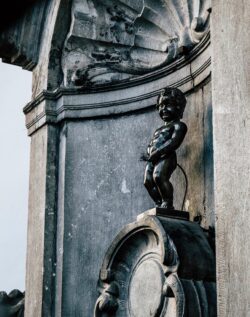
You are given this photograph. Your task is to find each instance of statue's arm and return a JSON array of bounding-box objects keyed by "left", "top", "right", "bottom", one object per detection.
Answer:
[{"left": 149, "top": 122, "right": 187, "bottom": 162}]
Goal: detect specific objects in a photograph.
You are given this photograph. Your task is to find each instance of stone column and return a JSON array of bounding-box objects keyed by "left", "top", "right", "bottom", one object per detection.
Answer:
[
  {"left": 211, "top": 1, "right": 250, "bottom": 316},
  {"left": 25, "top": 125, "right": 58, "bottom": 317}
]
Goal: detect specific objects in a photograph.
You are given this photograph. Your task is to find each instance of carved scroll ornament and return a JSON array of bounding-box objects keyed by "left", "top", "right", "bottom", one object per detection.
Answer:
[
  {"left": 94, "top": 213, "right": 217, "bottom": 317},
  {"left": 94, "top": 215, "right": 183, "bottom": 317},
  {"left": 62, "top": 0, "right": 211, "bottom": 86}
]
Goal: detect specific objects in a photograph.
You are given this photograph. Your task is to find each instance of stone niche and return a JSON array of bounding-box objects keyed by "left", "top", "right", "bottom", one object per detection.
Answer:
[
  {"left": 25, "top": 43, "right": 213, "bottom": 316},
  {"left": 0, "top": 0, "right": 214, "bottom": 316}
]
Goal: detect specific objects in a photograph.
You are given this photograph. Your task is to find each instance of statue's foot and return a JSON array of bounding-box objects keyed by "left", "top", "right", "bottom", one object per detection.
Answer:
[{"left": 160, "top": 201, "right": 174, "bottom": 210}]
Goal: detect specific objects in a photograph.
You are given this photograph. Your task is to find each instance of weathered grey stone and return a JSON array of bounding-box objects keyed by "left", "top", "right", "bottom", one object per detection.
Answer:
[
  {"left": 21, "top": 76, "right": 213, "bottom": 316},
  {"left": 0, "top": 0, "right": 211, "bottom": 95},
  {"left": 0, "top": 1, "right": 215, "bottom": 316},
  {"left": 31, "top": 0, "right": 72, "bottom": 97},
  {"left": 173, "top": 81, "right": 214, "bottom": 227},
  {"left": 25, "top": 125, "right": 58, "bottom": 317},
  {"left": 23, "top": 36, "right": 211, "bottom": 135},
  {"left": 52, "top": 80, "right": 213, "bottom": 315},
  {"left": 5, "top": 1, "right": 250, "bottom": 316},
  {"left": 211, "top": 1, "right": 250, "bottom": 316},
  {"left": 54, "top": 112, "right": 157, "bottom": 316},
  {"left": 62, "top": 0, "right": 211, "bottom": 86},
  {"left": 94, "top": 213, "right": 216, "bottom": 316}
]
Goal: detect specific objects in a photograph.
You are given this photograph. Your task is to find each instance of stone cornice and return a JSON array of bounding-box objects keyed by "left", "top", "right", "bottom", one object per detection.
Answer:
[{"left": 24, "top": 34, "right": 210, "bottom": 135}]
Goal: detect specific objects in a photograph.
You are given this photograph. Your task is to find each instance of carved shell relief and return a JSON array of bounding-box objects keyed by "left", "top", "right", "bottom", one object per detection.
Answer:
[{"left": 62, "top": 0, "right": 211, "bottom": 87}]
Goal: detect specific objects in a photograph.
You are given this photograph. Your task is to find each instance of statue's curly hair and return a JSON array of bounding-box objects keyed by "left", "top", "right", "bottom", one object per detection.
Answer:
[{"left": 156, "top": 87, "right": 186, "bottom": 118}]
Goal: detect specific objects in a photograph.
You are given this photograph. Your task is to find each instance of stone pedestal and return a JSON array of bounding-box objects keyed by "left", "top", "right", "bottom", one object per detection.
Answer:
[{"left": 94, "top": 211, "right": 216, "bottom": 317}]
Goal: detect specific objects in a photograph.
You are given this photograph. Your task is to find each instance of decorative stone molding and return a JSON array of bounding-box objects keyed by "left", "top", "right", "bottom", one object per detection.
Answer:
[
  {"left": 24, "top": 33, "right": 210, "bottom": 135},
  {"left": 62, "top": 0, "right": 211, "bottom": 86},
  {"left": 0, "top": 0, "right": 210, "bottom": 93},
  {"left": 94, "top": 211, "right": 216, "bottom": 316},
  {"left": 0, "top": 0, "right": 211, "bottom": 98}
]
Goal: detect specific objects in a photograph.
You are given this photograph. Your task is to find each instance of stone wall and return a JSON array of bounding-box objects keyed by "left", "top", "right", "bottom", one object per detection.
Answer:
[{"left": 53, "top": 80, "right": 213, "bottom": 315}]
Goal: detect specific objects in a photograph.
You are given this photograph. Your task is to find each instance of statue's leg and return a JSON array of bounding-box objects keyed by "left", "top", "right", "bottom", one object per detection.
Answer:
[
  {"left": 153, "top": 153, "right": 177, "bottom": 209},
  {"left": 144, "top": 162, "right": 162, "bottom": 206}
]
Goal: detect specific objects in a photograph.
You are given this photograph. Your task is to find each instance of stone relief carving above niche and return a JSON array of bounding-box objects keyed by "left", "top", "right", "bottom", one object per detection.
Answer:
[{"left": 62, "top": 0, "right": 211, "bottom": 87}]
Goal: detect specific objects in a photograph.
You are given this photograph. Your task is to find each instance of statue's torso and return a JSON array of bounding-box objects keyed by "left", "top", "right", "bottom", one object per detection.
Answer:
[{"left": 148, "top": 124, "right": 174, "bottom": 155}]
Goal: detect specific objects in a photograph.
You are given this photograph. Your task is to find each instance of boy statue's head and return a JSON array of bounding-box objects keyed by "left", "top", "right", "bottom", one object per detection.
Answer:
[{"left": 156, "top": 87, "right": 186, "bottom": 121}]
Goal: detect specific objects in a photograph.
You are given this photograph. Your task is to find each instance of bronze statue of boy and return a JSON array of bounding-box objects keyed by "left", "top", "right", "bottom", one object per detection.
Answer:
[{"left": 144, "top": 87, "right": 187, "bottom": 210}]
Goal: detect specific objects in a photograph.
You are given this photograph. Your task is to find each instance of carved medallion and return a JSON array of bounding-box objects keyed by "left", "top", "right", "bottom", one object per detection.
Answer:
[{"left": 94, "top": 212, "right": 216, "bottom": 317}]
